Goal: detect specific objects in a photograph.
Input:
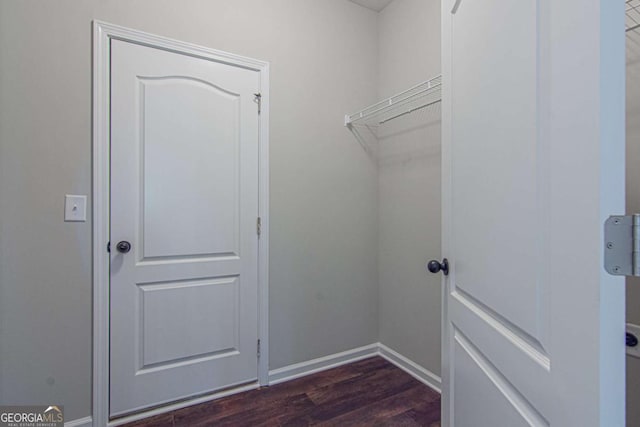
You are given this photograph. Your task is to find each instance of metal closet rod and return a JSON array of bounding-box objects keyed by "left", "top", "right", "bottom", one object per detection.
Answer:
[
  {"left": 344, "top": 74, "right": 442, "bottom": 127},
  {"left": 379, "top": 98, "right": 441, "bottom": 125}
]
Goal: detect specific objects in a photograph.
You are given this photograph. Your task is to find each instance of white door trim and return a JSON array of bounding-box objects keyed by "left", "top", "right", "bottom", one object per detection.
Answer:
[{"left": 92, "top": 21, "right": 270, "bottom": 426}]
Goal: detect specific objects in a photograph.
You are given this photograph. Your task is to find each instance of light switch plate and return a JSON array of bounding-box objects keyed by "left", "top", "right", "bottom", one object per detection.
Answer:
[
  {"left": 65, "top": 195, "right": 87, "bottom": 222},
  {"left": 627, "top": 323, "right": 640, "bottom": 359}
]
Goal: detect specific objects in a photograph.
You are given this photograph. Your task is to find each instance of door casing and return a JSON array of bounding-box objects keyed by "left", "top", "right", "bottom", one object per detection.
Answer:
[{"left": 92, "top": 21, "right": 270, "bottom": 426}]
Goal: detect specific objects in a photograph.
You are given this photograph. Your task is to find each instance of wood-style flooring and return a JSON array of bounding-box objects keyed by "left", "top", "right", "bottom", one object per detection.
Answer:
[{"left": 121, "top": 356, "right": 441, "bottom": 426}]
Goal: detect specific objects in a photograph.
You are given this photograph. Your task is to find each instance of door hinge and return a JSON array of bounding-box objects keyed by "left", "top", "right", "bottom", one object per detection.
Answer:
[
  {"left": 257, "top": 339, "right": 261, "bottom": 358},
  {"left": 257, "top": 217, "right": 262, "bottom": 237},
  {"left": 254, "top": 93, "right": 262, "bottom": 114},
  {"left": 605, "top": 214, "right": 640, "bottom": 276},
  {"left": 107, "top": 241, "right": 111, "bottom": 253}
]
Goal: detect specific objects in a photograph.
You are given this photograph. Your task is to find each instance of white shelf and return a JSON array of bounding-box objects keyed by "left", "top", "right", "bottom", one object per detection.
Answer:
[
  {"left": 345, "top": 75, "right": 442, "bottom": 127},
  {"left": 628, "top": 0, "right": 640, "bottom": 33}
]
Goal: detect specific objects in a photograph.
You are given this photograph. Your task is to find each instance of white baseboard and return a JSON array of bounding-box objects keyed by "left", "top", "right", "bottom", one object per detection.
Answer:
[
  {"left": 65, "top": 416, "right": 92, "bottom": 427},
  {"left": 268, "top": 342, "right": 441, "bottom": 395},
  {"left": 378, "top": 343, "right": 442, "bottom": 393},
  {"left": 268, "top": 343, "right": 379, "bottom": 385}
]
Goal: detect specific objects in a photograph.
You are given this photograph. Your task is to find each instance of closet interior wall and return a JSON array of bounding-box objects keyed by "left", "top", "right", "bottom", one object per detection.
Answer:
[
  {"left": 376, "top": 0, "right": 442, "bottom": 375},
  {"left": 626, "top": 21, "right": 640, "bottom": 427}
]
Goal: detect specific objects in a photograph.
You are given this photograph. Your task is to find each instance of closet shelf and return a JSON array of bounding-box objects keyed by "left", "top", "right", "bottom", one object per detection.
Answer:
[
  {"left": 628, "top": 0, "right": 640, "bottom": 34},
  {"left": 344, "top": 75, "right": 442, "bottom": 127}
]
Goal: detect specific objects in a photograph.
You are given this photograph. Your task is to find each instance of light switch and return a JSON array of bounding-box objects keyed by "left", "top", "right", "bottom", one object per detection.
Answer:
[{"left": 65, "top": 195, "right": 87, "bottom": 222}]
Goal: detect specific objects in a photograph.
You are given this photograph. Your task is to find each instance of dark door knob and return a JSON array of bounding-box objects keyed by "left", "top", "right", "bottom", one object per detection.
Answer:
[
  {"left": 427, "top": 258, "right": 449, "bottom": 276},
  {"left": 116, "top": 241, "right": 132, "bottom": 254},
  {"left": 627, "top": 332, "right": 638, "bottom": 348}
]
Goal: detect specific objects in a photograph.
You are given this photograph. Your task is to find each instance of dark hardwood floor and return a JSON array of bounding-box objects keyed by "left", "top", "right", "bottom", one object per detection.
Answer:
[{"left": 122, "top": 356, "right": 441, "bottom": 426}]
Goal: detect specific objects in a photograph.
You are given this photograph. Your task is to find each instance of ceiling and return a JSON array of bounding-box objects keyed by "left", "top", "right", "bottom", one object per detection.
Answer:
[{"left": 347, "top": 0, "right": 394, "bottom": 12}]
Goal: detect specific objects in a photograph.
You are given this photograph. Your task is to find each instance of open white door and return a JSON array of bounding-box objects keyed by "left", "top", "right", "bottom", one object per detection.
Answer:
[{"left": 440, "top": 0, "right": 626, "bottom": 425}]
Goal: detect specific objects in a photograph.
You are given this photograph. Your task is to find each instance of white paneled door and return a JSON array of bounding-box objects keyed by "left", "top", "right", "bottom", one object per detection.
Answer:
[
  {"left": 440, "top": 0, "right": 625, "bottom": 426},
  {"left": 109, "top": 39, "right": 261, "bottom": 417}
]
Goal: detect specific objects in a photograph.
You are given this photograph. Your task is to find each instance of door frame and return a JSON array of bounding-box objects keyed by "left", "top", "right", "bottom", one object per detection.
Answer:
[{"left": 92, "top": 21, "right": 270, "bottom": 426}]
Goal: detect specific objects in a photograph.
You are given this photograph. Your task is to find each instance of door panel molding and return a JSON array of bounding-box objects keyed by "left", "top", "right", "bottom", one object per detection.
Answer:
[
  {"left": 92, "top": 20, "right": 270, "bottom": 426},
  {"left": 453, "top": 329, "right": 550, "bottom": 427},
  {"left": 451, "top": 290, "right": 550, "bottom": 368},
  {"left": 136, "top": 277, "right": 241, "bottom": 370},
  {"left": 137, "top": 75, "right": 242, "bottom": 261}
]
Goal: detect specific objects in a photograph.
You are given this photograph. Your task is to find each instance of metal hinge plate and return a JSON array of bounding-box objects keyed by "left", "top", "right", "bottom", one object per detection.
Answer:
[
  {"left": 604, "top": 214, "right": 640, "bottom": 276},
  {"left": 257, "top": 217, "right": 261, "bottom": 237},
  {"left": 257, "top": 339, "right": 261, "bottom": 358}
]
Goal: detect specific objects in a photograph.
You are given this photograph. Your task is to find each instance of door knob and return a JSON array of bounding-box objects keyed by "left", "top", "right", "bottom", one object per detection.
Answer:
[
  {"left": 628, "top": 332, "right": 639, "bottom": 348},
  {"left": 427, "top": 258, "right": 449, "bottom": 276},
  {"left": 116, "top": 241, "right": 132, "bottom": 254}
]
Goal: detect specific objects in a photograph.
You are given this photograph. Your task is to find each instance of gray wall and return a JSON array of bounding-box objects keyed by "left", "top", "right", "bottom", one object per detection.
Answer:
[
  {"left": 627, "top": 29, "right": 640, "bottom": 427},
  {"left": 377, "top": 0, "right": 442, "bottom": 375},
  {"left": 0, "top": 0, "right": 380, "bottom": 420}
]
